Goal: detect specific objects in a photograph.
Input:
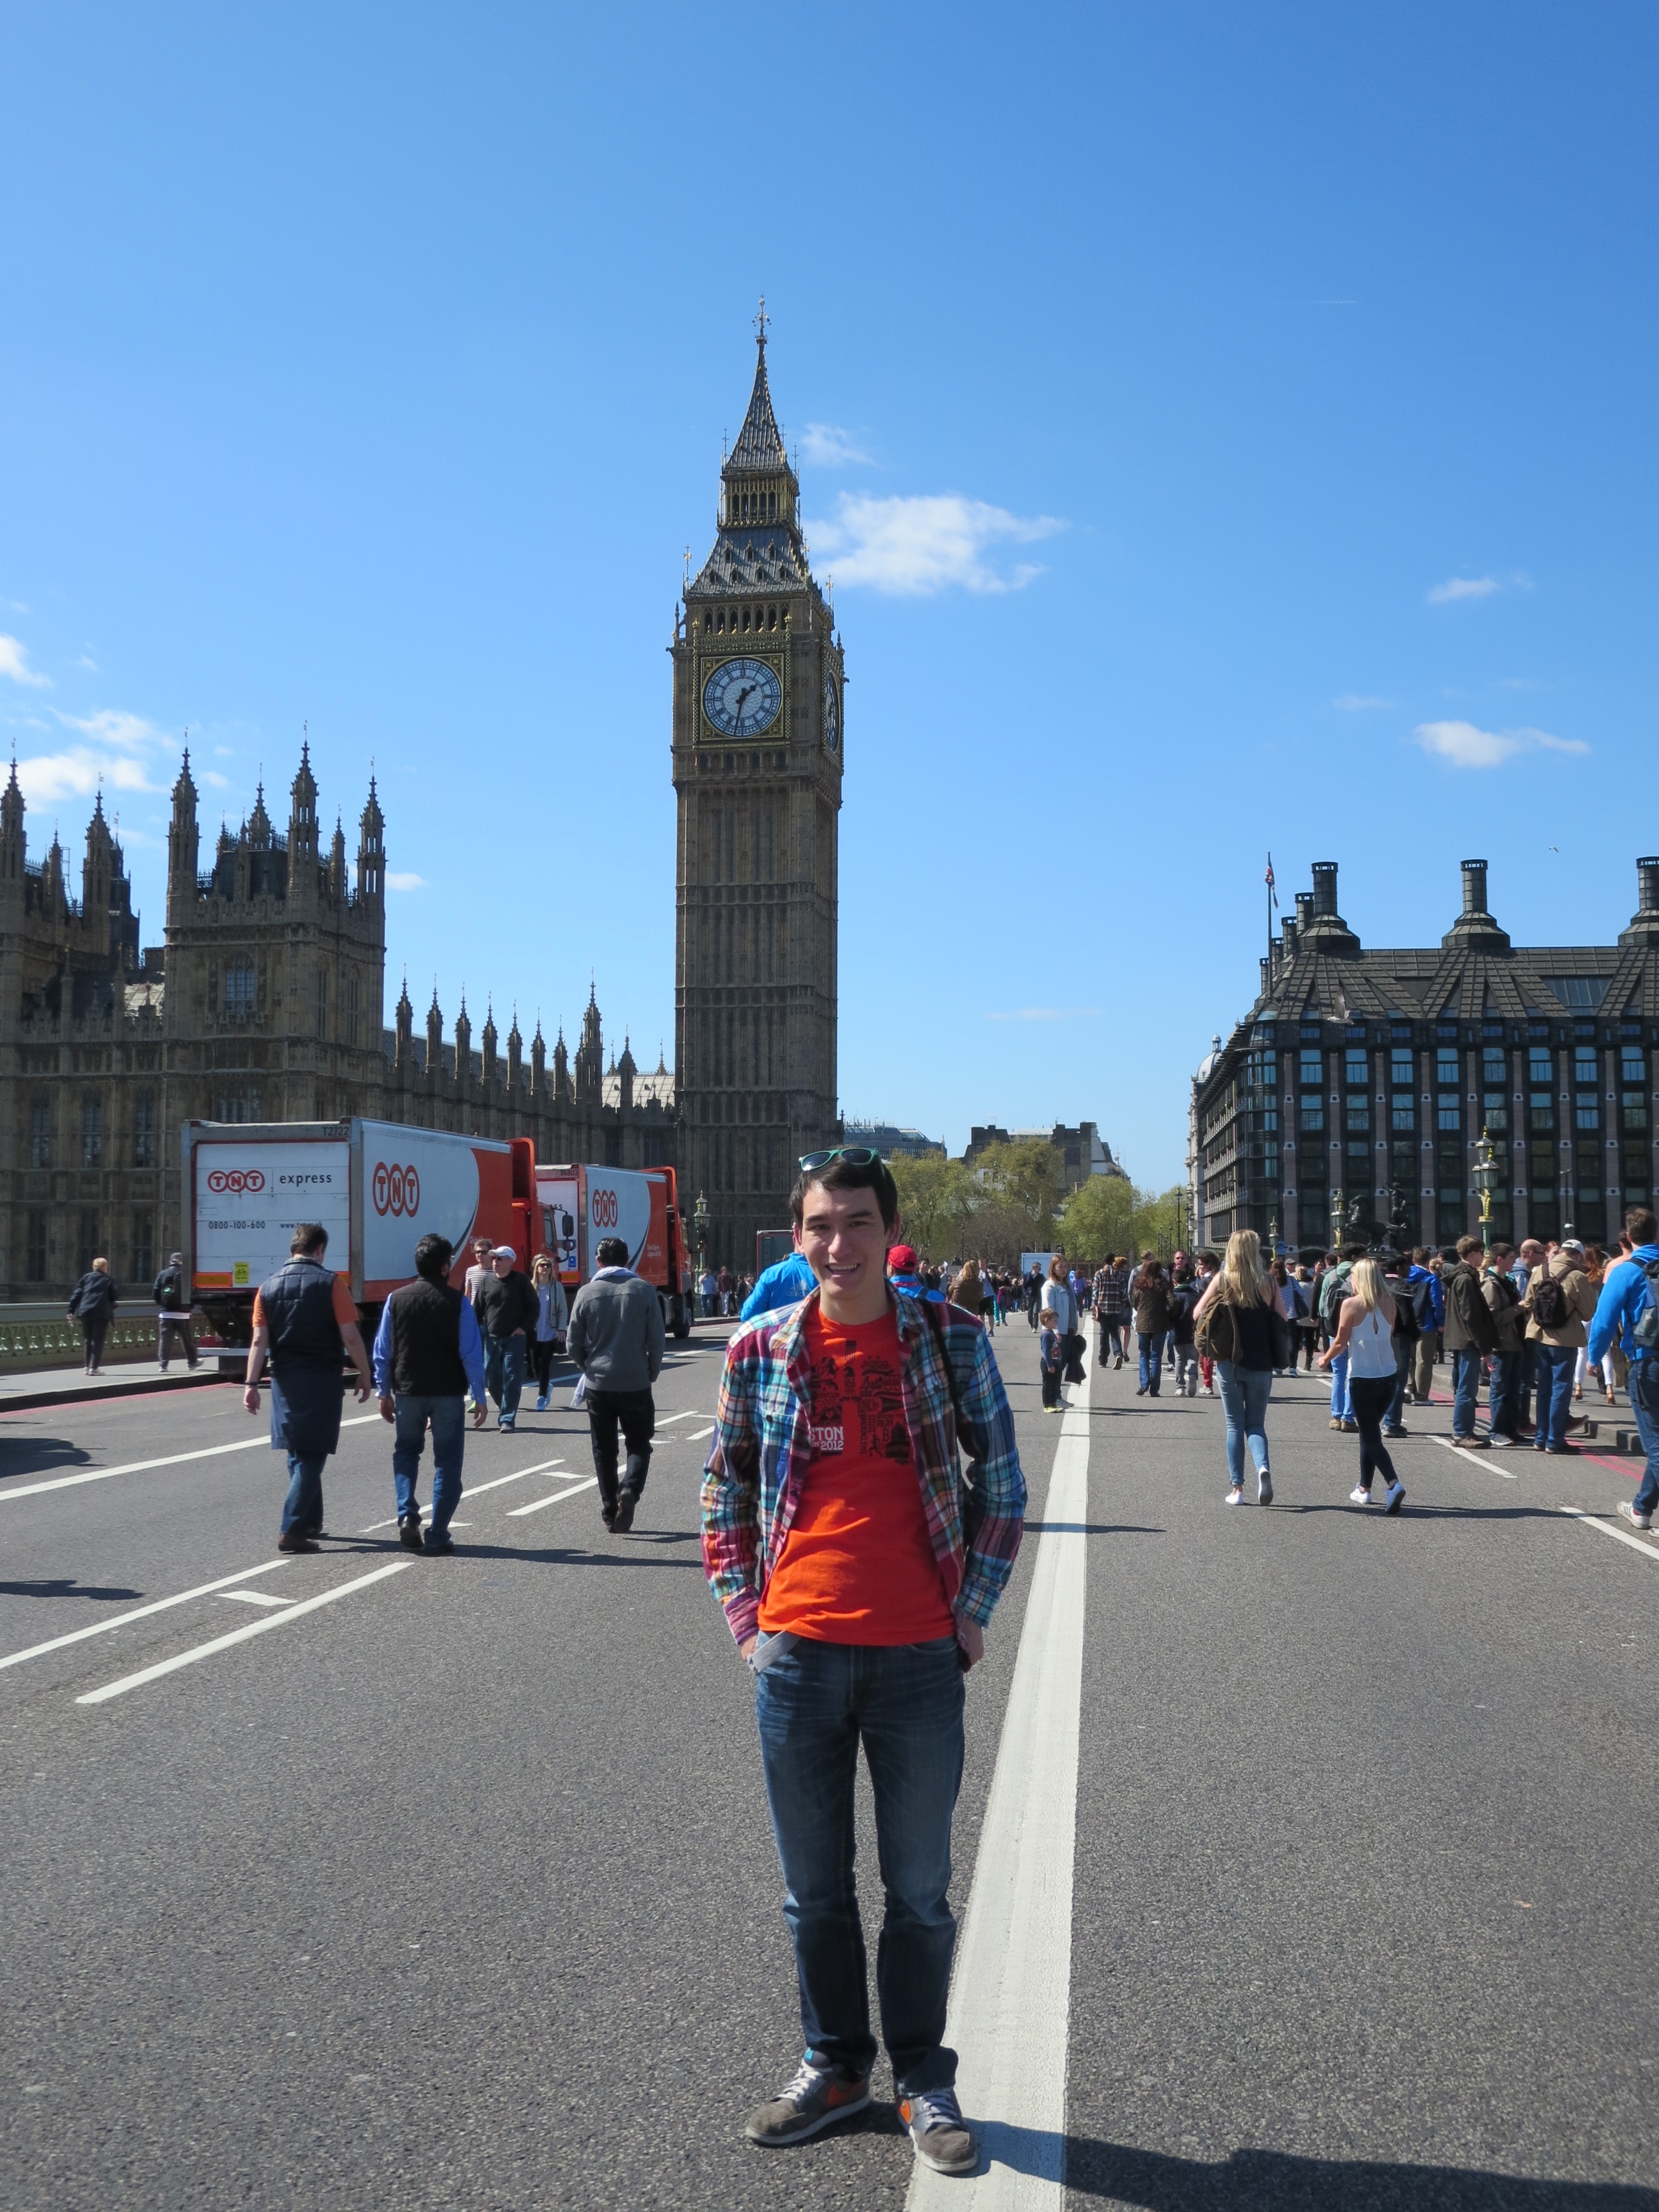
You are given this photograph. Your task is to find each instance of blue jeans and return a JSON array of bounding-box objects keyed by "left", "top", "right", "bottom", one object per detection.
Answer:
[
  {"left": 484, "top": 1335, "right": 526, "bottom": 1426},
  {"left": 1449, "top": 1347, "right": 1483, "bottom": 1439},
  {"left": 754, "top": 1634, "right": 964, "bottom": 2094},
  {"left": 1489, "top": 1349, "right": 1524, "bottom": 1439},
  {"left": 1630, "top": 1359, "right": 1659, "bottom": 1517},
  {"left": 392, "top": 1394, "right": 467, "bottom": 1538},
  {"left": 1217, "top": 1360, "right": 1272, "bottom": 1488},
  {"left": 280, "top": 1453, "right": 326, "bottom": 1540},
  {"left": 1328, "top": 1348, "right": 1352, "bottom": 1422},
  {"left": 1138, "top": 1331, "right": 1166, "bottom": 1393},
  {"left": 1533, "top": 1344, "right": 1577, "bottom": 1450}
]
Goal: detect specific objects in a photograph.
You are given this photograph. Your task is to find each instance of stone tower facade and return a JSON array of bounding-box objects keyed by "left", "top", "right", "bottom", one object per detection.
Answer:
[{"left": 670, "top": 323, "right": 843, "bottom": 1269}]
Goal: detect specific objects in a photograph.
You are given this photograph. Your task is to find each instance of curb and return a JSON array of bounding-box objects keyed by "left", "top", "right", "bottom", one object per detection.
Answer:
[{"left": 0, "top": 1369, "right": 234, "bottom": 1415}]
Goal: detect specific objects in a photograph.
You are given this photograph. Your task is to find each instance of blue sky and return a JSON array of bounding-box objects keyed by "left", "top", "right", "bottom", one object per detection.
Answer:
[{"left": 2, "top": 5, "right": 1654, "bottom": 1188}]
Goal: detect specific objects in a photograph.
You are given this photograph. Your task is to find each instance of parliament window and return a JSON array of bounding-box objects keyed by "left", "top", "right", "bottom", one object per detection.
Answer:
[
  {"left": 25, "top": 1211, "right": 47, "bottom": 1282},
  {"left": 77, "top": 1209, "right": 100, "bottom": 1274},
  {"left": 133, "top": 1092, "right": 155, "bottom": 1168},
  {"left": 346, "top": 971, "right": 359, "bottom": 1047},
  {"left": 29, "top": 1098, "right": 51, "bottom": 1168},
  {"left": 131, "top": 1211, "right": 154, "bottom": 1282},
  {"left": 315, "top": 968, "right": 328, "bottom": 1039},
  {"left": 225, "top": 959, "right": 255, "bottom": 1017},
  {"left": 81, "top": 1097, "right": 103, "bottom": 1167}
]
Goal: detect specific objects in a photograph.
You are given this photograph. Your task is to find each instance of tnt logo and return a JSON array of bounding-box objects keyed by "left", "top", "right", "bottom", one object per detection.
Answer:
[
  {"left": 206, "top": 1168, "right": 265, "bottom": 1195},
  {"left": 372, "top": 1162, "right": 421, "bottom": 1217}
]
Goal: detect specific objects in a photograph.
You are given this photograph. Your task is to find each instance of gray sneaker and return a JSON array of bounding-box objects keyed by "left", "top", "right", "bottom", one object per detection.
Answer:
[
  {"left": 745, "top": 2057, "right": 872, "bottom": 2147},
  {"left": 899, "top": 2085, "right": 979, "bottom": 2176},
  {"left": 1257, "top": 1473, "right": 1274, "bottom": 1507}
]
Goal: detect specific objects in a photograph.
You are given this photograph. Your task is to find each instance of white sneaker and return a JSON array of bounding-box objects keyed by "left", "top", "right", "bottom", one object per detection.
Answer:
[
  {"left": 1349, "top": 1485, "right": 1373, "bottom": 1506},
  {"left": 1384, "top": 1480, "right": 1406, "bottom": 1514},
  {"left": 1225, "top": 1485, "right": 1244, "bottom": 1505}
]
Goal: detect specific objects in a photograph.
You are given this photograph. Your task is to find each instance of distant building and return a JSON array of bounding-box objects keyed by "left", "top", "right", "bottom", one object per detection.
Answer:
[
  {"left": 1188, "top": 855, "right": 1659, "bottom": 1256},
  {"left": 843, "top": 1117, "right": 946, "bottom": 1160},
  {"left": 964, "top": 1121, "right": 1125, "bottom": 1191}
]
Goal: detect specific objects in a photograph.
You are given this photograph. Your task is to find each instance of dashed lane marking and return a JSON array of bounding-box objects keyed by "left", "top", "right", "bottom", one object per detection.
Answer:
[
  {"left": 358, "top": 1459, "right": 566, "bottom": 1530},
  {"left": 219, "top": 1589, "right": 298, "bottom": 1608},
  {"left": 1432, "top": 1435, "right": 1517, "bottom": 1479},
  {"left": 0, "top": 1559, "right": 290, "bottom": 1673},
  {"left": 0, "top": 1413, "right": 384, "bottom": 1505},
  {"left": 76, "top": 1561, "right": 414, "bottom": 1705},
  {"left": 505, "top": 1478, "right": 598, "bottom": 1518},
  {"left": 1559, "top": 1504, "right": 1659, "bottom": 1563}
]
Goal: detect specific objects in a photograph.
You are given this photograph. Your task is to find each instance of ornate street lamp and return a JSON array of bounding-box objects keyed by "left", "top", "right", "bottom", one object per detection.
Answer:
[
  {"left": 693, "top": 1189, "right": 711, "bottom": 1276},
  {"left": 1267, "top": 1212, "right": 1280, "bottom": 1258},
  {"left": 1329, "top": 1185, "right": 1344, "bottom": 1249},
  {"left": 1472, "top": 1128, "right": 1499, "bottom": 1253}
]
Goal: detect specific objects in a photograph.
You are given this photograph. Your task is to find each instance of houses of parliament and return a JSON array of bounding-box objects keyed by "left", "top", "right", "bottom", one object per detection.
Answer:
[{"left": 0, "top": 325, "right": 841, "bottom": 1293}]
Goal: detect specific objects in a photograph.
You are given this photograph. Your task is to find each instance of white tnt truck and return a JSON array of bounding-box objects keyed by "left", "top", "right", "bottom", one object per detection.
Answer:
[{"left": 182, "top": 1119, "right": 535, "bottom": 1344}]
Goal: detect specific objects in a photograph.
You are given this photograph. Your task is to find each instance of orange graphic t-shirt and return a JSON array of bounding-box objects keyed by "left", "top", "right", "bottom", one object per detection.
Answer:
[{"left": 758, "top": 1303, "right": 954, "bottom": 1645}]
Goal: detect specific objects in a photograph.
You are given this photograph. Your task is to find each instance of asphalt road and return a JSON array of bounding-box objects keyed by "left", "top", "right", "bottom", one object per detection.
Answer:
[{"left": 2, "top": 1324, "right": 1656, "bottom": 2211}]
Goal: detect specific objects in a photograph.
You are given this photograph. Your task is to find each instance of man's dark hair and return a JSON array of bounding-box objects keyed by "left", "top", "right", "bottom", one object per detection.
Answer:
[
  {"left": 290, "top": 1223, "right": 328, "bottom": 1256},
  {"left": 1626, "top": 1206, "right": 1658, "bottom": 1245},
  {"left": 1413, "top": 1246, "right": 1431, "bottom": 1264},
  {"left": 414, "top": 1234, "right": 453, "bottom": 1284},
  {"left": 1456, "top": 1234, "right": 1483, "bottom": 1259},
  {"left": 595, "top": 1235, "right": 629, "bottom": 1267},
  {"left": 789, "top": 1152, "right": 900, "bottom": 1231},
  {"left": 1342, "top": 1243, "right": 1366, "bottom": 1261}
]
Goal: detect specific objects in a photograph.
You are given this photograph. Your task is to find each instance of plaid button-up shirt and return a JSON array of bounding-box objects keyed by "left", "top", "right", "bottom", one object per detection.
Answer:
[
  {"left": 700, "top": 1287, "right": 1026, "bottom": 1647},
  {"left": 1093, "top": 1262, "right": 1130, "bottom": 1317}
]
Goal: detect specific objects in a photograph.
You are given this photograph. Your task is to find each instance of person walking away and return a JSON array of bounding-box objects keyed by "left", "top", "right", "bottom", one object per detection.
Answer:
[
  {"left": 69, "top": 1256, "right": 118, "bottom": 1374},
  {"left": 1319, "top": 1246, "right": 1365, "bottom": 1431},
  {"left": 979, "top": 1265, "right": 998, "bottom": 1334},
  {"left": 1169, "top": 1261, "right": 1200, "bottom": 1395},
  {"left": 1521, "top": 1239, "right": 1598, "bottom": 1454},
  {"left": 1193, "top": 1229, "right": 1284, "bottom": 1505},
  {"left": 1589, "top": 1207, "right": 1659, "bottom": 1528},
  {"left": 700, "top": 1147, "right": 1025, "bottom": 2174},
  {"left": 1480, "top": 1244, "right": 1528, "bottom": 1445},
  {"left": 1380, "top": 1251, "right": 1420, "bottom": 1437},
  {"left": 1193, "top": 1250, "right": 1220, "bottom": 1393},
  {"left": 743, "top": 1244, "right": 819, "bottom": 1320},
  {"left": 1293, "top": 1265, "right": 1320, "bottom": 1370},
  {"left": 373, "top": 1233, "right": 489, "bottom": 1553},
  {"left": 1442, "top": 1235, "right": 1499, "bottom": 1449},
  {"left": 1269, "top": 1258, "right": 1300, "bottom": 1377},
  {"left": 477, "top": 1245, "right": 539, "bottom": 1432},
  {"left": 1572, "top": 1246, "right": 1618, "bottom": 1405},
  {"left": 700, "top": 1265, "right": 718, "bottom": 1319},
  {"left": 1320, "top": 1258, "right": 1406, "bottom": 1512},
  {"left": 568, "top": 1233, "right": 665, "bottom": 1532},
  {"left": 1039, "top": 1305, "right": 1065, "bottom": 1410},
  {"left": 1406, "top": 1248, "right": 1439, "bottom": 1404},
  {"left": 1092, "top": 1255, "right": 1124, "bottom": 1369},
  {"left": 1130, "top": 1256, "right": 1174, "bottom": 1397},
  {"left": 153, "top": 1250, "right": 199, "bottom": 1370},
  {"left": 717, "top": 1264, "right": 735, "bottom": 1317},
  {"left": 1045, "top": 1255, "right": 1082, "bottom": 1383},
  {"left": 463, "top": 1237, "right": 493, "bottom": 1415},
  {"left": 243, "top": 1223, "right": 373, "bottom": 1552},
  {"left": 529, "top": 1253, "right": 568, "bottom": 1412}
]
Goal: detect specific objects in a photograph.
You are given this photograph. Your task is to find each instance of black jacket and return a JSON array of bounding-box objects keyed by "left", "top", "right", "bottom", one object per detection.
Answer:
[
  {"left": 70, "top": 1271, "right": 117, "bottom": 1322},
  {"left": 477, "top": 1269, "right": 540, "bottom": 1340},
  {"left": 1442, "top": 1261, "right": 1496, "bottom": 1354}
]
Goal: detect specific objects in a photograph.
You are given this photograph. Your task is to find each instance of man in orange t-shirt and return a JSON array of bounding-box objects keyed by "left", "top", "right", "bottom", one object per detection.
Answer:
[
  {"left": 706, "top": 1149, "right": 1025, "bottom": 2180},
  {"left": 243, "top": 1222, "right": 372, "bottom": 1551}
]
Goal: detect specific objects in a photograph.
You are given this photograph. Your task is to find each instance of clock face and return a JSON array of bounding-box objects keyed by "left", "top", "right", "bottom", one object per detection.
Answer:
[
  {"left": 702, "top": 657, "right": 781, "bottom": 738},
  {"left": 823, "top": 674, "right": 839, "bottom": 751}
]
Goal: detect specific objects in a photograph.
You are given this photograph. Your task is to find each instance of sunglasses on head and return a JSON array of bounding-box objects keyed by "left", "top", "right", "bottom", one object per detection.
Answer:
[{"left": 797, "top": 1145, "right": 882, "bottom": 1171}]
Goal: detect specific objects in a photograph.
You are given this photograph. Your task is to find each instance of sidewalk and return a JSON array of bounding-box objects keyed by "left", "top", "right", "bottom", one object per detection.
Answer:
[{"left": 0, "top": 1359, "right": 236, "bottom": 1415}]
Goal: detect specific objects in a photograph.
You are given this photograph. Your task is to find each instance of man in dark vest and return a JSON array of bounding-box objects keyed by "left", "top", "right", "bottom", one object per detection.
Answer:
[
  {"left": 372, "top": 1232, "right": 489, "bottom": 1554},
  {"left": 243, "top": 1222, "right": 373, "bottom": 1552}
]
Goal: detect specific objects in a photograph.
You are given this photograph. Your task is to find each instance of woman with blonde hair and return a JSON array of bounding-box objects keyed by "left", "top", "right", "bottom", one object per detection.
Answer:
[
  {"left": 529, "top": 1251, "right": 568, "bottom": 1413},
  {"left": 1193, "top": 1229, "right": 1282, "bottom": 1505},
  {"left": 1318, "top": 1256, "right": 1404, "bottom": 1512}
]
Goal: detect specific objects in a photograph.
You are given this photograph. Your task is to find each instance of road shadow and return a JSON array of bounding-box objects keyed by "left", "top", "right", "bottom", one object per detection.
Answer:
[
  {"left": 0, "top": 1434, "right": 93, "bottom": 1480},
  {"left": 1024, "top": 1523, "right": 1165, "bottom": 1538},
  {"left": 0, "top": 1577, "right": 142, "bottom": 1601},
  {"left": 1272, "top": 1503, "right": 1574, "bottom": 1524},
  {"left": 1051, "top": 2132, "right": 1658, "bottom": 2209}
]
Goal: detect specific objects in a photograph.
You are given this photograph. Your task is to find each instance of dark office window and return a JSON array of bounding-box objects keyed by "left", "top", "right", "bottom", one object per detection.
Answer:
[
  {"left": 1391, "top": 1049, "right": 1413, "bottom": 1087},
  {"left": 1300, "top": 1100, "right": 1324, "bottom": 1134},
  {"left": 1345, "top": 1049, "right": 1368, "bottom": 1087},
  {"left": 81, "top": 1097, "right": 103, "bottom": 1168},
  {"left": 1483, "top": 1047, "right": 1506, "bottom": 1087},
  {"left": 25, "top": 1211, "right": 47, "bottom": 1282},
  {"left": 1622, "top": 1047, "right": 1646, "bottom": 1086},
  {"left": 1529, "top": 1048, "right": 1553, "bottom": 1086},
  {"left": 1574, "top": 1047, "right": 1598, "bottom": 1086},
  {"left": 1575, "top": 1100, "right": 1599, "bottom": 1132},
  {"left": 1346, "top": 1097, "right": 1369, "bottom": 1133},
  {"left": 1438, "top": 1097, "right": 1461, "bottom": 1133},
  {"left": 29, "top": 1097, "right": 51, "bottom": 1168},
  {"left": 1623, "top": 1092, "right": 1648, "bottom": 1134},
  {"left": 1483, "top": 1092, "right": 1507, "bottom": 1131},
  {"left": 133, "top": 1091, "right": 156, "bottom": 1168},
  {"left": 1437, "top": 1049, "right": 1459, "bottom": 1087},
  {"left": 1300, "top": 1050, "right": 1322, "bottom": 1087},
  {"left": 1391, "top": 1095, "right": 1415, "bottom": 1132}
]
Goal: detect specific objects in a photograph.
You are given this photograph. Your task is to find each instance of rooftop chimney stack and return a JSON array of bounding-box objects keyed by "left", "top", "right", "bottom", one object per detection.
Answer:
[
  {"left": 1311, "top": 862, "right": 1339, "bottom": 917},
  {"left": 1281, "top": 916, "right": 1299, "bottom": 958},
  {"left": 1295, "top": 891, "right": 1314, "bottom": 929},
  {"left": 1460, "top": 859, "right": 1489, "bottom": 916},
  {"left": 1621, "top": 855, "right": 1659, "bottom": 945}
]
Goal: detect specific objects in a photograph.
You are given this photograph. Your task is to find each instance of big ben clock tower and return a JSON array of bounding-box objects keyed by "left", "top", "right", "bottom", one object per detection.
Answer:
[{"left": 671, "top": 311, "right": 843, "bottom": 1271}]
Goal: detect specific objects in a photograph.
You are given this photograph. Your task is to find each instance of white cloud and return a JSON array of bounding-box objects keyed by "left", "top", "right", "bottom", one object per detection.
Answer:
[
  {"left": 806, "top": 493, "right": 1063, "bottom": 596},
  {"left": 1413, "top": 719, "right": 1589, "bottom": 770},
  {"left": 0, "top": 635, "right": 49, "bottom": 687},
  {"left": 385, "top": 870, "right": 427, "bottom": 892},
  {"left": 1332, "top": 693, "right": 1391, "bottom": 711},
  {"left": 17, "top": 748, "right": 158, "bottom": 805},
  {"left": 200, "top": 769, "right": 231, "bottom": 789},
  {"left": 1427, "top": 575, "right": 1499, "bottom": 605},
  {"left": 800, "top": 422, "right": 873, "bottom": 468}
]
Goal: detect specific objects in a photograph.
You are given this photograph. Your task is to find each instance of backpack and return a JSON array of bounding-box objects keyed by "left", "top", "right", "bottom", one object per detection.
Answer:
[
  {"left": 1530, "top": 1269, "right": 1571, "bottom": 1332},
  {"left": 155, "top": 1266, "right": 184, "bottom": 1311},
  {"left": 1194, "top": 1297, "right": 1239, "bottom": 1365},
  {"left": 1319, "top": 1264, "right": 1352, "bottom": 1329},
  {"left": 1630, "top": 1260, "right": 1659, "bottom": 1354}
]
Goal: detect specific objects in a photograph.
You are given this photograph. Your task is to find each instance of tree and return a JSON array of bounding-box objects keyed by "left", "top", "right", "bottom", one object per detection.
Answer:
[
  {"left": 886, "top": 1152, "right": 977, "bottom": 1262},
  {"left": 1058, "top": 1178, "right": 1190, "bottom": 1265},
  {"left": 972, "top": 1138, "right": 1066, "bottom": 1249}
]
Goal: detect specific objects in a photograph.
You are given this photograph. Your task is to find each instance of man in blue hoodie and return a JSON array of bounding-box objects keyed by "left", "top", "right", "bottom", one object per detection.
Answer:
[
  {"left": 741, "top": 1246, "right": 818, "bottom": 1321},
  {"left": 1588, "top": 1206, "right": 1659, "bottom": 1530}
]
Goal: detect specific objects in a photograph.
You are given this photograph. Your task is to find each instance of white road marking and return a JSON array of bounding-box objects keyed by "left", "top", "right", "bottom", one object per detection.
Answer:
[
  {"left": 1432, "top": 1436, "right": 1517, "bottom": 1479},
  {"left": 76, "top": 1562, "right": 414, "bottom": 1704},
  {"left": 655, "top": 1411, "right": 705, "bottom": 1425},
  {"left": 1559, "top": 1505, "right": 1659, "bottom": 1563},
  {"left": 0, "top": 1560, "right": 290, "bottom": 1672},
  {"left": 684, "top": 1424, "right": 716, "bottom": 1442},
  {"left": 358, "top": 1459, "right": 568, "bottom": 1530},
  {"left": 505, "top": 1477, "right": 599, "bottom": 1517},
  {"left": 908, "top": 1358, "right": 1092, "bottom": 2211},
  {"left": 0, "top": 1412, "right": 383, "bottom": 1505},
  {"left": 218, "top": 1589, "right": 297, "bottom": 1608}
]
